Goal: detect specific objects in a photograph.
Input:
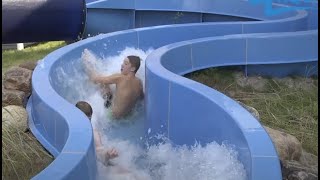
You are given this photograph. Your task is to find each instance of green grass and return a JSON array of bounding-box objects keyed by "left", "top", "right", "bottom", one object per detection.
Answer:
[
  {"left": 2, "top": 41, "right": 66, "bottom": 72},
  {"left": 2, "top": 124, "right": 53, "bottom": 180},
  {"left": 186, "top": 67, "right": 318, "bottom": 155}
]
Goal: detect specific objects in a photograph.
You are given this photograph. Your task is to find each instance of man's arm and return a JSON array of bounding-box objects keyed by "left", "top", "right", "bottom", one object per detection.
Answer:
[
  {"left": 82, "top": 49, "right": 101, "bottom": 82},
  {"left": 84, "top": 63, "right": 121, "bottom": 85},
  {"left": 91, "top": 74, "right": 122, "bottom": 85},
  {"left": 82, "top": 49, "right": 122, "bottom": 85}
]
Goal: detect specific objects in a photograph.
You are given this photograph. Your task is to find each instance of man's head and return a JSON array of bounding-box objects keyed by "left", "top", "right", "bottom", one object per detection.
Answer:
[
  {"left": 75, "top": 101, "right": 93, "bottom": 120},
  {"left": 121, "top": 56, "right": 141, "bottom": 75}
]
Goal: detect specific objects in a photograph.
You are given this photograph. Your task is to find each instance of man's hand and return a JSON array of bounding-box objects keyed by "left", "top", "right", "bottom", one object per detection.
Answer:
[
  {"left": 81, "top": 49, "right": 121, "bottom": 85},
  {"left": 81, "top": 49, "right": 97, "bottom": 79},
  {"left": 105, "top": 148, "right": 119, "bottom": 160},
  {"left": 82, "top": 49, "right": 93, "bottom": 69}
]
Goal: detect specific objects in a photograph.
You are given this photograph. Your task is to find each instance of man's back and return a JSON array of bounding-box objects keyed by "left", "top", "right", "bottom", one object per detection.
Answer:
[{"left": 111, "top": 75, "right": 143, "bottom": 119}]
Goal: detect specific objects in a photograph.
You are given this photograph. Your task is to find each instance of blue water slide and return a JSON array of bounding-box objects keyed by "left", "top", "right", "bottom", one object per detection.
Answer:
[
  {"left": 2, "top": 0, "right": 86, "bottom": 43},
  {"left": 23, "top": 0, "right": 318, "bottom": 179}
]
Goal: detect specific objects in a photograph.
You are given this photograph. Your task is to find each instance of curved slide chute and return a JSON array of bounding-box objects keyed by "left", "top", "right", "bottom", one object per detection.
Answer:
[{"left": 11, "top": 0, "right": 318, "bottom": 179}]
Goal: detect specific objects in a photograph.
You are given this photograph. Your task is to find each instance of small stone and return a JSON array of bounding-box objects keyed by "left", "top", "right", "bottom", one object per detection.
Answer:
[{"left": 282, "top": 160, "right": 318, "bottom": 180}]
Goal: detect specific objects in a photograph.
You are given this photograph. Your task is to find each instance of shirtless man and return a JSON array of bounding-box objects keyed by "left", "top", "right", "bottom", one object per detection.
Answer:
[{"left": 82, "top": 49, "right": 144, "bottom": 119}]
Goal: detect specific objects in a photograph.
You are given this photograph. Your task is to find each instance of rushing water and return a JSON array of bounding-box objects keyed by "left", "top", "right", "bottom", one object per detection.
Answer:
[{"left": 55, "top": 47, "right": 247, "bottom": 180}]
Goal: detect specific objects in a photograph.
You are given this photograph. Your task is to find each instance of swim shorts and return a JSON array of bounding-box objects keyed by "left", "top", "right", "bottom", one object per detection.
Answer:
[{"left": 104, "top": 94, "right": 113, "bottom": 108}]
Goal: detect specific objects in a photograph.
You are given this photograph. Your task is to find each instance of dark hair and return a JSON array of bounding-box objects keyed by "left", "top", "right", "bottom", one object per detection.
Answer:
[
  {"left": 75, "top": 101, "right": 93, "bottom": 120},
  {"left": 127, "top": 55, "right": 141, "bottom": 73}
]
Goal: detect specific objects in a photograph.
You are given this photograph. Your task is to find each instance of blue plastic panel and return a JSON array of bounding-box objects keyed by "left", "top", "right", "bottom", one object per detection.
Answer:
[
  {"left": 202, "top": 13, "right": 259, "bottom": 22},
  {"left": 84, "top": 9, "right": 134, "bottom": 37},
  {"left": 243, "top": 12, "right": 308, "bottom": 33},
  {"left": 32, "top": 150, "right": 96, "bottom": 180},
  {"left": 251, "top": 157, "right": 282, "bottom": 180},
  {"left": 135, "top": 11, "right": 201, "bottom": 28},
  {"left": 244, "top": 130, "right": 278, "bottom": 157},
  {"left": 135, "top": 0, "right": 201, "bottom": 11},
  {"left": 138, "top": 23, "right": 243, "bottom": 50},
  {"left": 246, "top": 31, "right": 318, "bottom": 65},
  {"left": 168, "top": 81, "right": 248, "bottom": 148},
  {"left": 145, "top": 64, "right": 170, "bottom": 139},
  {"left": 161, "top": 44, "right": 192, "bottom": 74},
  {"left": 192, "top": 38, "right": 246, "bottom": 69}
]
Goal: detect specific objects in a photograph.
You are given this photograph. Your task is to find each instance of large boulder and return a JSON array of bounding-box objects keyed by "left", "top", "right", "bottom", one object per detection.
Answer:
[
  {"left": 2, "top": 88, "right": 27, "bottom": 107},
  {"left": 263, "top": 127, "right": 318, "bottom": 180},
  {"left": 3, "top": 67, "right": 32, "bottom": 96},
  {"left": 264, "top": 126, "right": 302, "bottom": 162},
  {"left": 2, "top": 105, "right": 28, "bottom": 132}
]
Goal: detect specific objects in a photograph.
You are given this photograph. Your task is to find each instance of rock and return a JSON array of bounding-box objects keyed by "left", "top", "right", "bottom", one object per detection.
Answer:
[
  {"left": 2, "top": 105, "right": 28, "bottom": 132},
  {"left": 264, "top": 126, "right": 302, "bottom": 162},
  {"left": 2, "top": 88, "right": 27, "bottom": 107},
  {"left": 287, "top": 171, "right": 317, "bottom": 180},
  {"left": 237, "top": 101, "right": 260, "bottom": 120},
  {"left": 299, "top": 150, "right": 318, "bottom": 175},
  {"left": 234, "top": 72, "right": 267, "bottom": 91},
  {"left": 18, "top": 61, "right": 38, "bottom": 71},
  {"left": 282, "top": 160, "right": 318, "bottom": 180},
  {"left": 3, "top": 67, "right": 32, "bottom": 96}
]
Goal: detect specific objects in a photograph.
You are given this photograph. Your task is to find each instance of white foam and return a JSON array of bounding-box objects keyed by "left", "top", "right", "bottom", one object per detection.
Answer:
[{"left": 57, "top": 47, "right": 247, "bottom": 180}]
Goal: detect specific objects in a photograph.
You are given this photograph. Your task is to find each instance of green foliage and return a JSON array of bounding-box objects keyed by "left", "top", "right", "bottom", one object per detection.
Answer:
[{"left": 2, "top": 41, "right": 66, "bottom": 72}]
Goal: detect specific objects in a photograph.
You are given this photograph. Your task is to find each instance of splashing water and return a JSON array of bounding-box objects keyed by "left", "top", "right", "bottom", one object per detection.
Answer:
[{"left": 55, "top": 47, "right": 247, "bottom": 180}]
